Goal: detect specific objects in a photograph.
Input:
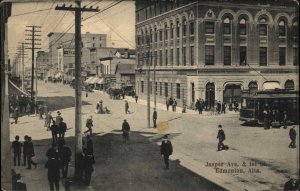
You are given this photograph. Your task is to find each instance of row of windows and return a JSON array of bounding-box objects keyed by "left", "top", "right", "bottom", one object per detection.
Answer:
[{"left": 140, "top": 81, "right": 182, "bottom": 99}]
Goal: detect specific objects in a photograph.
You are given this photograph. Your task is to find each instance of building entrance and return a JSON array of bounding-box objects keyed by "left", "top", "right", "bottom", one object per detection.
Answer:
[
  {"left": 205, "top": 83, "right": 215, "bottom": 110},
  {"left": 223, "top": 84, "right": 242, "bottom": 104}
]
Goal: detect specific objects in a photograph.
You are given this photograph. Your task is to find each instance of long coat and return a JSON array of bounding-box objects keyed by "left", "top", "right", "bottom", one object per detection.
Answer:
[
  {"left": 217, "top": 129, "right": 226, "bottom": 141},
  {"left": 45, "top": 158, "right": 61, "bottom": 181},
  {"left": 160, "top": 140, "right": 173, "bottom": 156},
  {"left": 289, "top": 128, "right": 297, "bottom": 140}
]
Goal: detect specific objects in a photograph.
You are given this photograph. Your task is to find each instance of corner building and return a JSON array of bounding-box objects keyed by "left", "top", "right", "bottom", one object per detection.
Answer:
[{"left": 135, "top": 0, "right": 298, "bottom": 108}]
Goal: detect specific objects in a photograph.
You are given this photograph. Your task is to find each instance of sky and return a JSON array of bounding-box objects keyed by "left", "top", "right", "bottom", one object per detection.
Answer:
[{"left": 7, "top": 0, "right": 136, "bottom": 68}]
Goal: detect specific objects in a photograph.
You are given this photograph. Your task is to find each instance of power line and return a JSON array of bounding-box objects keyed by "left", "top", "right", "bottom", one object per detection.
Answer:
[{"left": 10, "top": 8, "right": 53, "bottom": 17}]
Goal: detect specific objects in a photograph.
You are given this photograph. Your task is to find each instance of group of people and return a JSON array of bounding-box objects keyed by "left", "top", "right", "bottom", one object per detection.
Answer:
[
  {"left": 46, "top": 111, "right": 67, "bottom": 145},
  {"left": 12, "top": 135, "right": 37, "bottom": 169},
  {"left": 95, "top": 100, "right": 110, "bottom": 114},
  {"left": 166, "top": 97, "right": 177, "bottom": 112}
]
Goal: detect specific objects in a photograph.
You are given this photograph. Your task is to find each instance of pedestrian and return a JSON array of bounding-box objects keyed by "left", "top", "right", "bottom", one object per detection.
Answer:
[
  {"left": 26, "top": 101, "right": 31, "bottom": 116},
  {"left": 135, "top": 95, "right": 138, "bottom": 103},
  {"left": 58, "top": 118, "right": 67, "bottom": 143},
  {"left": 13, "top": 106, "right": 19, "bottom": 124},
  {"left": 169, "top": 98, "right": 173, "bottom": 111},
  {"left": 153, "top": 108, "right": 157, "bottom": 128},
  {"left": 45, "top": 153, "right": 61, "bottom": 191},
  {"left": 195, "top": 99, "right": 200, "bottom": 113},
  {"left": 263, "top": 109, "right": 270, "bottom": 130},
  {"left": 12, "top": 135, "right": 22, "bottom": 166},
  {"left": 38, "top": 104, "right": 43, "bottom": 120},
  {"left": 86, "top": 135, "right": 94, "bottom": 155},
  {"left": 221, "top": 102, "right": 226, "bottom": 114},
  {"left": 217, "top": 125, "right": 226, "bottom": 151},
  {"left": 166, "top": 99, "right": 169, "bottom": 111},
  {"left": 125, "top": 100, "right": 129, "bottom": 114},
  {"left": 45, "top": 111, "right": 53, "bottom": 131},
  {"left": 122, "top": 119, "right": 130, "bottom": 143},
  {"left": 84, "top": 116, "right": 93, "bottom": 136},
  {"left": 283, "top": 111, "right": 288, "bottom": 129},
  {"left": 23, "top": 135, "right": 29, "bottom": 166},
  {"left": 83, "top": 148, "right": 95, "bottom": 186},
  {"left": 26, "top": 137, "right": 37, "bottom": 169},
  {"left": 160, "top": 135, "right": 173, "bottom": 169},
  {"left": 50, "top": 120, "right": 59, "bottom": 145},
  {"left": 199, "top": 100, "right": 204, "bottom": 114},
  {"left": 99, "top": 100, "right": 104, "bottom": 114},
  {"left": 58, "top": 141, "right": 72, "bottom": 178},
  {"left": 172, "top": 99, "right": 177, "bottom": 112},
  {"left": 288, "top": 126, "right": 297, "bottom": 148},
  {"left": 216, "top": 101, "right": 221, "bottom": 114},
  {"left": 56, "top": 111, "right": 62, "bottom": 126},
  {"left": 46, "top": 143, "right": 59, "bottom": 160}
]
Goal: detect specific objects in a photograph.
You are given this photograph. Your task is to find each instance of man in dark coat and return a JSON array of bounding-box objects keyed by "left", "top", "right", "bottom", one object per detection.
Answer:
[
  {"left": 84, "top": 116, "right": 93, "bottom": 136},
  {"left": 58, "top": 118, "right": 67, "bottom": 143},
  {"left": 125, "top": 100, "right": 129, "bottom": 114},
  {"left": 50, "top": 120, "right": 59, "bottom": 145},
  {"left": 58, "top": 141, "right": 72, "bottom": 178},
  {"left": 12, "top": 135, "right": 22, "bottom": 166},
  {"left": 166, "top": 99, "right": 169, "bottom": 111},
  {"left": 122, "top": 119, "right": 130, "bottom": 143},
  {"left": 83, "top": 149, "right": 95, "bottom": 186},
  {"left": 45, "top": 111, "right": 53, "bottom": 131},
  {"left": 160, "top": 135, "right": 173, "bottom": 169},
  {"left": 153, "top": 108, "right": 157, "bottom": 128},
  {"left": 172, "top": 99, "right": 177, "bottom": 112},
  {"left": 217, "top": 125, "right": 226, "bottom": 151},
  {"left": 86, "top": 135, "right": 94, "bottom": 155},
  {"left": 23, "top": 135, "right": 29, "bottom": 166},
  {"left": 26, "top": 137, "right": 37, "bottom": 169},
  {"left": 46, "top": 144, "right": 59, "bottom": 160},
  {"left": 45, "top": 154, "right": 61, "bottom": 191},
  {"left": 55, "top": 111, "right": 62, "bottom": 126},
  {"left": 221, "top": 102, "right": 226, "bottom": 114},
  {"left": 135, "top": 95, "right": 138, "bottom": 103},
  {"left": 216, "top": 101, "right": 221, "bottom": 114},
  {"left": 289, "top": 126, "right": 297, "bottom": 148}
]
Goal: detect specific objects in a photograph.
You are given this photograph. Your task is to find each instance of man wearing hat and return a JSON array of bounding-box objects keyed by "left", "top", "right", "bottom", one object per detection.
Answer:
[
  {"left": 56, "top": 111, "right": 62, "bottom": 126},
  {"left": 217, "top": 125, "right": 226, "bottom": 151},
  {"left": 23, "top": 135, "right": 29, "bottom": 166},
  {"left": 160, "top": 135, "right": 173, "bottom": 169},
  {"left": 122, "top": 119, "right": 130, "bottom": 143},
  {"left": 153, "top": 108, "right": 157, "bottom": 128},
  {"left": 125, "top": 100, "right": 129, "bottom": 114},
  {"left": 84, "top": 116, "right": 93, "bottom": 136},
  {"left": 45, "top": 111, "right": 53, "bottom": 131},
  {"left": 12, "top": 135, "right": 22, "bottom": 166},
  {"left": 288, "top": 126, "right": 297, "bottom": 148}
]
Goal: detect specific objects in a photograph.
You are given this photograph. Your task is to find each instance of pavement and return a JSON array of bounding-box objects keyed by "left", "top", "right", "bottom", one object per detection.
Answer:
[{"left": 9, "top": 80, "right": 300, "bottom": 191}]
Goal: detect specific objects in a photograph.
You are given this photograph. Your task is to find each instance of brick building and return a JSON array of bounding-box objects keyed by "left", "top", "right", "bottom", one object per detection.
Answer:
[{"left": 135, "top": 0, "right": 298, "bottom": 108}]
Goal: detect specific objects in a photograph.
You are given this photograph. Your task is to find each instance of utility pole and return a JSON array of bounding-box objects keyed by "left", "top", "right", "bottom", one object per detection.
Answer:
[
  {"left": 146, "top": 40, "right": 150, "bottom": 128},
  {"left": 153, "top": 55, "right": 156, "bottom": 108},
  {"left": 55, "top": 1, "right": 99, "bottom": 183},
  {"left": 18, "top": 42, "right": 27, "bottom": 91},
  {"left": 25, "top": 25, "right": 41, "bottom": 107}
]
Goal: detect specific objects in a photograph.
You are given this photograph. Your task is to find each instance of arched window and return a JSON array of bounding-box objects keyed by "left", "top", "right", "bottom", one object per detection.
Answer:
[
  {"left": 239, "top": 18, "right": 247, "bottom": 35},
  {"left": 154, "top": 27, "right": 157, "bottom": 42},
  {"left": 170, "top": 22, "right": 174, "bottom": 39},
  {"left": 176, "top": 20, "right": 180, "bottom": 38},
  {"left": 284, "top": 80, "right": 294, "bottom": 90},
  {"left": 141, "top": 31, "right": 144, "bottom": 44},
  {"left": 278, "top": 20, "right": 286, "bottom": 37},
  {"left": 164, "top": 23, "right": 168, "bottom": 40},
  {"left": 183, "top": 18, "right": 187, "bottom": 36},
  {"left": 223, "top": 17, "right": 231, "bottom": 34},
  {"left": 248, "top": 81, "right": 258, "bottom": 94},
  {"left": 293, "top": 21, "right": 298, "bottom": 38},
  {"left": 259, "top": 17, "right": 268, "bottom": 36},
  {"left": 190, "top": 21, "right": 194, "bottom": 35},
  {"left": 150, "top": 28, "right": 153, "bottom": 43}
]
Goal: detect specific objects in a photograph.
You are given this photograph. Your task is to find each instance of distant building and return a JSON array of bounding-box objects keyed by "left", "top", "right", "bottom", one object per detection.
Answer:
[
  {"left": 135, "top": 0, "right": 298, "bottom": 108},
  {"left": 36, "top": 51, "right": 49, "bottom": 79}
]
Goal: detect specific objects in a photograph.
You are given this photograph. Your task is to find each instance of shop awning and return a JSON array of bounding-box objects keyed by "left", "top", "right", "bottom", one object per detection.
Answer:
[
  {"left": 96, "top": 78, "right": 104, "bottom": 84},
  {"left": 9, "top": 80, "right": 29, "bottom": 96},
  {"left": 84, "top": 77, "right": 95, "bottom": 84},
  {"left": 262, "top": 82, "right": 281, "bottom": 90},
  {"left": 89, "top": 77, "right": 103, "bottom": 84}
]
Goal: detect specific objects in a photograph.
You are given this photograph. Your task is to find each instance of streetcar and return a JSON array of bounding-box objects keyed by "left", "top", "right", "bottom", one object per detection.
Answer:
[{"left": 239, "top": 89, "right": 299, "bottom": 126}]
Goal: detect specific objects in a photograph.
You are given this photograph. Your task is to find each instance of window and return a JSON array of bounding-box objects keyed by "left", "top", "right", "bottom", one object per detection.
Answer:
[
  {"left": 165, "top": 49, "right": 168, "bottom": 65},
  {"left": 159, "top": 50, "right": 162, "bottom": 66},
  {"left": 176, "top": 21, "right": 180, "bottom": 38},
  {"left": 278, "top": 20, "right": 286, "bottom": 37},
  {"left": 165, "top": 24, "right": 168, "bottom": 40},
  {"left": 223, "top": 18, "right": 231, "bottom": 34},
  {"left": 154, "top": 51, "right": 157, "bottom": 66},
  {"left": 191, "top": 83, "right": 195, "bottom": 102},
  {"left": 240, "top": 46, "right": 247, "bottom": 66},
  {"left": 155, "top": 82, "right": 158, "bottom": 95},
  {"left": 92, "top": 37, "right": 95, "bottom": 41},
  {"left": 150, "top": 52, "right": 153, "bottom": 66},
  {"left": 150, "top": 81, "right": 152, "bottom": 94},
  {"left": 183, "top": 47, "right": 186, "bottom": 66},
  {"left": 259, "top": 47, "right": 267, "bottom": 66},
  {"left": 190, "top": 46, "right": 194, "bottom": 66},
  {"left": 159, "top": 30, "right": 163, "bottom": 41},
  {"left": 99, "top": 43, "right": 102, "bottom": 47},
  {"left": 92, "top": 43, "right": 95, "bottom": 47},
  {"left": 239, "top": 18, "right": 246, "bottom": 35},
  {"left": 170, "top": 23, "right": 174, "bottom": 39},
  {"left": 205, "top": 46, "right": 214, "bottom": 65},
  {"left": 183, "top": 19, "right": 187, "bottom": 36},
  {"left": 141, "top": 81, "right": 144, "bottom": 93},
  {"left": 137, "top": 36, "right": 140, "bottom": 45},
  {"left": 285, "top": 80, "right": 295, "bottom": 90},
  {"left": 205, "top": 22, "right": 214, "bottom": 34},
  {"left": 160, "top": 82, "right": 162, "bottom": 96},
  {"left": 154, "top": 28, "right": 157, "bottom": 42},
  {"left": 176, "top": 48, "right": 180, "bottom": 65},
  {"left": 259, "top": 18, "right": 268, "bottom": 36},
  {"left": 99, "top": 37, "right": 102, "bottom": 41},
  {"left": 293, "top": 48, "right": 298, "bottom": 66},
  {"left": 170, "top": 49, "right": 173, "bottom": 65},
  {"left": 293, "top": 22, "right": 298, "bottom": 38},
  {"left": 190, "top": 22, "right": 194, "bottom": 35},
  {"left": 150, "top": 29, "right": 153, "bottom": 43},
  {"left": 279, "top": 47, "right": 286, "bottom": 66},
  {"left": 224, "top": 46, "right": 231, "bottom": 65},
  {"left": 176, "top": 83, "right": 180, "bottom": 99},
  {"left": 164, "top": 83, "right": 168, "bottom": 97}
]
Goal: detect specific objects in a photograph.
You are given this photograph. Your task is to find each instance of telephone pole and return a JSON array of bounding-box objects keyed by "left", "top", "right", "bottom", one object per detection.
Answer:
[
  {"left": 55, "top": 1, "right": 99, "bottom": 182},
  {"left": 146, "top": 40, "right": 150, "bottom": 128},
  {"left": 18, "top": 42, "right": 27, "bottom": 91},
  {"left": 25, "top": 25, "right": 41, "bottom": 106}
]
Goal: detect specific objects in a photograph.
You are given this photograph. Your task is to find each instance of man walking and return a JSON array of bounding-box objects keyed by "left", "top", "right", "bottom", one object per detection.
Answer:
[
  {"left": 12, "top": 135, "right": 22, "bottom": 166},
  {"left": 55, "top": 111, "right": 62, "bottom": 126},
  {"left": 58, "top": 118, "right": 67, "bottom": 143},
  {"left": 217, "top": 125, "right": 226, "bottom": 151},
  {"left": 166, "top": 99, "right": 169, "bottom": 111},
  {"left": 160, "top": 135, "right": 173, "bottom": 169},
  {"left": 58, "top": 141, "right": 72, "bottom": 178},
  {"left": 153, "top": 108, "right": 157, "bottom": 128},
  {"left": 135, "top": 95, "right": 138, "bottom": 103},
  {"left": 221, "top": 102, "right": 226, "bottom": 114},
  {"left": 45, "top": 111, "right": 53, "bottom": 131},
  {"left": 84, "top": 116, "right": 93, "bottom": 136},
  {"left": 172, "top": 99, "right": 177, "bottom": 112},
  {"left": 23, "top": 135, "right": 29, "bottom": 166},
  {"left": 26, "top": 137, "right": 37, "bottom": 169},
  {"left": 288, "top": 126, "right": 297, "bottom": 148},
  {"left": 125, "top": 100, "right": 129, "bottom": 114},
  {"left": 50, "top": 120, "right": 59, "bottom": 145},
  {"left": 122, "top": 119, "right": 130, "bottom": 143},
  {"left": 45, "top": 152, "right": 61, "bottom": 191},
  {"left": 86, "top": 135, "right": 94, "bottom": 155},
  {"left": 83, "top": 149, "right": 95, "bottom": 186}
]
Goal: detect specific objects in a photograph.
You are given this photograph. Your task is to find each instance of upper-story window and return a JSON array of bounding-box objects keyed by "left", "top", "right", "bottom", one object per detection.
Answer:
[
  {"left": 159, "top": 30, "right": 163, "bottom": 41},
  {"left": 190, "top": 21, "right": 194, "bottom": 35},
  {"left": 259, "top": 18, "right": 268, "bottom": 36},
  {"left": 92, "top": 37, "right": 95, "bottom": 41},
  {"left": 293, "top": 22, "right": 298, "bottom": 38},
  {"left": 278, "top": 20, "right": 286, "bottom": 37},
  {"left": 176, "top": 20, "right": 180, "bottom": 38},
  {"left": 205, "top": 21, "right": 214, "bottom": 34},
  {"left": 183, "top": 18, "right": 187, "bottom": 36},
  {"left": 141, "top": 31, "right": 144, "bottom": 44},
  {"left": 170, "top": 23, "right": 174, "bottom": 39},
  {"left": 239, "top": 18, "right": 247, "bottom": 35},
  {"left": 223, "top": 17, "right": 231, "bottom": 34},
  {"left": 165, "top": 24, "right": 168, "bottom": 40},
  {"left": 154, "top": 27, "right": 157, "bottom": 42},
  {"left": 150, "top": 29, "right": 153, "bottom": 43}
]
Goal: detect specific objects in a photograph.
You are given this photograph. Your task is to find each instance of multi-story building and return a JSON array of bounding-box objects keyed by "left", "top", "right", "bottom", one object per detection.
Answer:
[
  {"left": 47, "top": 32, "right": 107, "bottom": 69},
  {"left": 135, "top": 0, "right": 298, "bottom": 108}
]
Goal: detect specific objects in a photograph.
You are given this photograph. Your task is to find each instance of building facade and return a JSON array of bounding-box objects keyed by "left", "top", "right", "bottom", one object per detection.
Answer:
[{"left": 135, "top": 0, "right": 299, "bottom": 108}]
